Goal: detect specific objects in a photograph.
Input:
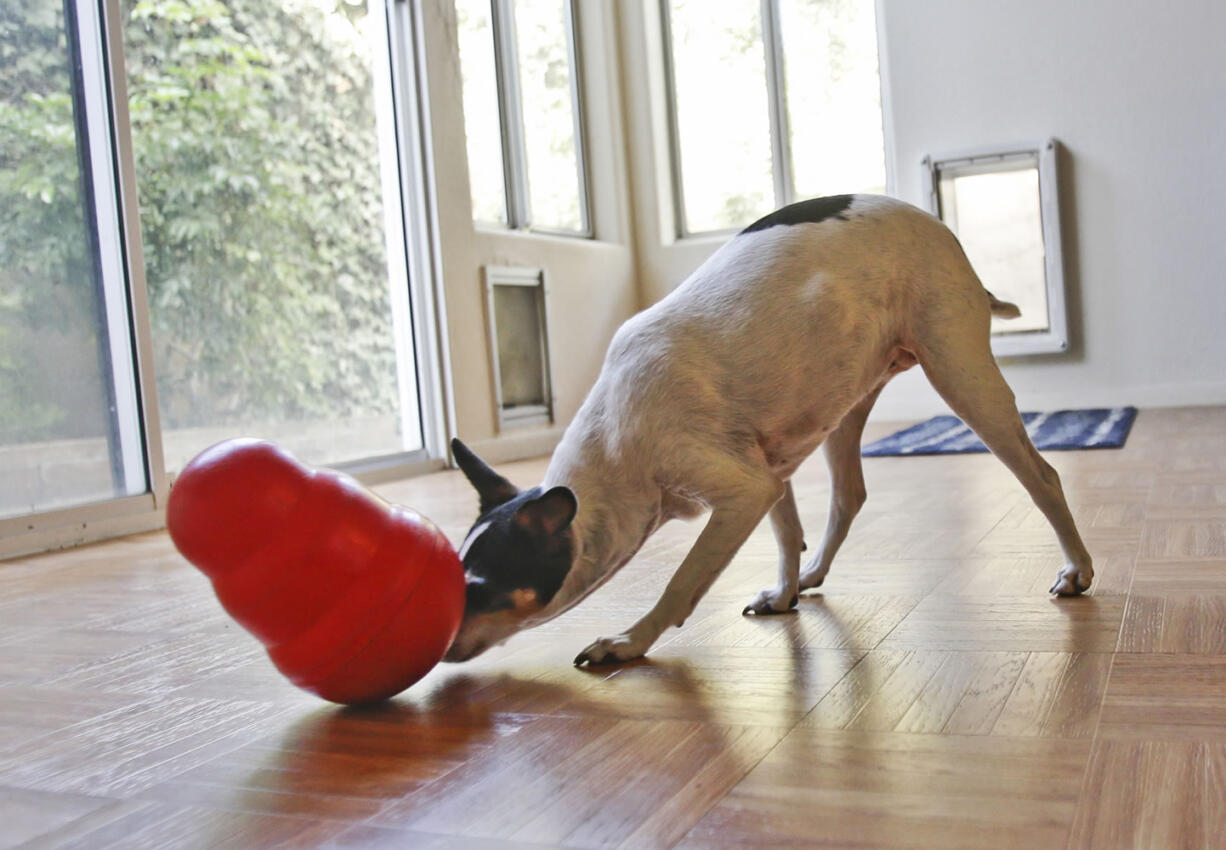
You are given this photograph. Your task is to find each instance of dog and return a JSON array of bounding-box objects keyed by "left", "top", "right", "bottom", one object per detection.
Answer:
[{"left": 443, "top": 194, "right": 1093, "bottom": 666}]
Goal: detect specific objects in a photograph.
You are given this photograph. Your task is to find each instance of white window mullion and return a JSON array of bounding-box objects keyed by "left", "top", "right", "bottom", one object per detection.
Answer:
[
  {"left": 385, "top": 0, "right": 453, "bottom": 468},
  {"left": 75, "top": 0, "right": 148, "bottom": 500},
  {"left": 761, "top": 0, "right": 793, "bottom": 207},
  {"left": 371, "top": 0, "right": 424, "bottom": 457},
  {"left": 561, "top": 0, "right": 591, "bottom": 235},
  {"left": 492, "top": 0, "right": 531, "bottom": 228},
  {"left": 98, "top": 0, "right": 168, "bottom": 505}
]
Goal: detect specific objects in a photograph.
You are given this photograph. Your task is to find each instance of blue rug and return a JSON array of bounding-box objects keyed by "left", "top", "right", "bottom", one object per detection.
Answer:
[{"left": 862, "top": 407, "right": 1138, "bottom": 456}]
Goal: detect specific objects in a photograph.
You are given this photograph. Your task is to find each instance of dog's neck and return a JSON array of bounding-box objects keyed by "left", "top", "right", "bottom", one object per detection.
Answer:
[{"left": 535, "top": 433, "right": 662, "bottom": 621}]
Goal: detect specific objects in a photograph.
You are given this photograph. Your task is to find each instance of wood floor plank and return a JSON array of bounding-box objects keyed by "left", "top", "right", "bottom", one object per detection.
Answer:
[
  {"left": 1139, "top": 518, "right": 1226, "bottom": 559},
  {"left": 0, "top": 695, "right": 293, "bottom": 796},
  {"left": 1118, "top": 594, "right": 1226, "bottom": 653},
  {"left": 779, "top": 558, "right": 954, "bottom": 597},
  {"left": 1068, "top": 739, "right": 1217, "bottom": 850},
  {"left": 324, "top": 825, "right": 560, "bottom": 849},
  {"left": 1145, "top": 481, "right": 1226, "bottom": 520},
  {"left": 1208, "top": 743, "right": 1226, "bottom": 844},
  {"left": 38, "top": 800, "right": 352, "bottom": 850},
  {"left": 1098, "top": 654, "right": 1226, "bottom": 740},
  {"left": 10, "top": 799, "right": 162, "bottom": 850},
  {"left": 991, "top": 651, "right": 1110, "bottom": 738},
  {"left": 611, "top": 725, "right": 786, "bottom": 849},
  {"left": 940, "top": 652, "right": 1031, "bottom": 735},
  {"left": 801, "top": 649, "right": 1109, "bottom": 738},
  {"left": 373, "top": 715, "right": 786, "bottom": 847},
  {"left": 679, "top": 730, "right": 1090, "bottom": 849},
  {"left": 0, "top": 686, "right": 140, "bottom": 755},
  {"left": 554, "top": 645, "right": 864, "bottom": 727},
  {"left": 0, "top": 629, "right": 157, "bottom": 686},
  {"left": 0, "top": 785, "right": 116, "bottom": 850},
  {"left": 878, "top": 596, "right": 1125, "bottom": 653},
  {"left": 1131, "top": 558, "right": 1226, "bottom": 594}
]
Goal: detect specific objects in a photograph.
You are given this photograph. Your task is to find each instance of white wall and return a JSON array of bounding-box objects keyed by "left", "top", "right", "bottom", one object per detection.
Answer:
[
  {"left": 873, "top": 0, "right": 1226, "bottom": 419},
  {"left": 618, "top": 0, "right": 1226, "bottom": 424}
]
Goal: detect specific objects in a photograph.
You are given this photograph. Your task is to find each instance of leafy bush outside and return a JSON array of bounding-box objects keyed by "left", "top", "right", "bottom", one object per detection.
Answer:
[{"left": 0, "top": 0, "right": 402, "bottom": 447}]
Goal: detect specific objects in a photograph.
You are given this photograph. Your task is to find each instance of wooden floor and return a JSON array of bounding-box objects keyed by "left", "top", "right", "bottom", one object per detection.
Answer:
[{"left": 2, "top": 406, "right": 1224, "bottom": 849}]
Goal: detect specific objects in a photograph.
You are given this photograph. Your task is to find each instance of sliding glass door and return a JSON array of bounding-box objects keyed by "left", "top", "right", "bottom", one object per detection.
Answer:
[{"left": 0, "top": 0, "right": 442, "bottom": 556}]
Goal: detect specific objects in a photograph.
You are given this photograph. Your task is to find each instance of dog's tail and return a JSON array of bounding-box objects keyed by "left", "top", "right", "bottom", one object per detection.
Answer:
[{"left": 986, "top": 290, "right": 1022, "bottom": 319}]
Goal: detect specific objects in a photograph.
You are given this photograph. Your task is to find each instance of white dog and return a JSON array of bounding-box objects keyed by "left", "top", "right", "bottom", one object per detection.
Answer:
[{"left": 444, "top": 195, "right": 1093, "bottom": 666}]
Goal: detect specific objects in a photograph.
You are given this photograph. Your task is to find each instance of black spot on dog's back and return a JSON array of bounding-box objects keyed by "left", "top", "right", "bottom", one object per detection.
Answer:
[{"left": 740, "top": 195, "right": 854, "bottom": 235}]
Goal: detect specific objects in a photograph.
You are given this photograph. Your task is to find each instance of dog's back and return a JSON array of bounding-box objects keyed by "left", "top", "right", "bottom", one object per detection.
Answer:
[{"left": 557, "top": 195, "right": 985, "bottom": 485}]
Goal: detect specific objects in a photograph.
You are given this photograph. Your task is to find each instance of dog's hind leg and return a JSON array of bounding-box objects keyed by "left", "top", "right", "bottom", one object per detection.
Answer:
[
  {"left": 916, "top": 306, "right": 1093, "bottom": 595},
  {"left": 798, "top": 386, "right": 882, "bottom": 591},
  {"left": 743, "top": 481, "right": 804, "bottom": 615}
]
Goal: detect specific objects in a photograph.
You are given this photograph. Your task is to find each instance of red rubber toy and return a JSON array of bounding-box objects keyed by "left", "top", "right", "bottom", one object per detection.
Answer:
[{"left": 166, "top": 438, "right": 465, "bottom": 705}]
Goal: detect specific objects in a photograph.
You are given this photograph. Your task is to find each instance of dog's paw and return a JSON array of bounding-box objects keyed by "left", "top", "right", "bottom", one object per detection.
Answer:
[
  {"left": 573, "top": 634, "right": 648, "bottom": 667},
  {"left": 797, "top": 566, "right": 828, "bottom": 591},
  {"left": 742, "top": 587, "right": 799, "bottom": 616},
  {"left": 1049, "top": 564, "right": 1093, "bottom": 596}
]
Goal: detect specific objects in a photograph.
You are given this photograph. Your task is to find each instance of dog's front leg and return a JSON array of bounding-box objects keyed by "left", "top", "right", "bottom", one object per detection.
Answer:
[{"left": 574, "top": 476, "right": 784, "bottom": 666}]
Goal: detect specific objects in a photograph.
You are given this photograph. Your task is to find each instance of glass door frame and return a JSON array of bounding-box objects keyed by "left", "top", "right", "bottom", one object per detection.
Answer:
[{"left": 0, "top": 0, "right": 450, "bottom": 558}]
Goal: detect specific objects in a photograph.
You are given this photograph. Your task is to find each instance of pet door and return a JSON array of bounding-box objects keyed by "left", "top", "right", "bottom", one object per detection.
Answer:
[
  {"left": 484, "top": 266, "right": 554, "bottom": 429},
  {"left": 922, "top": 139, "right": 1069, "bottom": 356}
]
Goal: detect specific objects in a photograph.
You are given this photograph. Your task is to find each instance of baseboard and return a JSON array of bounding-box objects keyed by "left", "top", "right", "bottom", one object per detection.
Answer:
[
  {"left": 1108, "top": 380, "right": 1226, "bottom": 410},
  {"left": 869, "top": 372, "right": 1226, "bottom": 424}
]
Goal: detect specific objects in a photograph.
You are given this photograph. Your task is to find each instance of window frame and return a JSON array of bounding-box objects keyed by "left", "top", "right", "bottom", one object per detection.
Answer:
[
  {"left": 477, "top": 0, "right": 593, "bottom": 237},
  {"left": 659, "top": 0, "right": 885, "bottom": 239},
  {"left": 1, "top": 0, "right": 451, "bottom": 558}
]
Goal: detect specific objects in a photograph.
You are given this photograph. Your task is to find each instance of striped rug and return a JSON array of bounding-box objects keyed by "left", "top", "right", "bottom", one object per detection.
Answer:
[{"left": 862, "top": 407, "right": 1138, "bottom": 457}]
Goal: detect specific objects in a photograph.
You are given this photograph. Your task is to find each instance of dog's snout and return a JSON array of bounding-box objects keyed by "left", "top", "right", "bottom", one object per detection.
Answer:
[{"left": 443, "top": 639, "right": 483, "bottom": 663}]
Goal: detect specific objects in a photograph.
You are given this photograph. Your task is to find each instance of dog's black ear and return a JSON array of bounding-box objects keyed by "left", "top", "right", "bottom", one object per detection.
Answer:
[
  {"left": 452, "top": 438, "right": 518, "bottom": 514},
  {"left": 513, "top": 486, "right": 578, "bottom": 537}
]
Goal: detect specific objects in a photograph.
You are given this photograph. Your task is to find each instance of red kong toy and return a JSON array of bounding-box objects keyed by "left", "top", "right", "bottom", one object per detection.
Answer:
[{"left": 166, "top": 438, "right": 465, "bottom": 705}]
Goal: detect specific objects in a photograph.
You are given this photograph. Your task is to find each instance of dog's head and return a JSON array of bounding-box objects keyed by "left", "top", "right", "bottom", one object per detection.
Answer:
[{"left": 443, "top": 438, "right": 577, "bottom": 662}]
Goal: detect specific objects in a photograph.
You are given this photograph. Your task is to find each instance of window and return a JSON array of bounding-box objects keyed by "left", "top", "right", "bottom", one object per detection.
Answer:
[
  {"left": 123, "top": 0, "right": 424, "bottom": 473},
  {"left": 1, "top": 1, "right": 146, "bottom": 519},
  {"left": 0, "top": 0, "right": 443, "bottom": 556},
  {"left": 456, "top": 0, "right": 590, "bottom": 235},
  {"left": 662, "top": 0, "right": 885, "bottom": 235}
]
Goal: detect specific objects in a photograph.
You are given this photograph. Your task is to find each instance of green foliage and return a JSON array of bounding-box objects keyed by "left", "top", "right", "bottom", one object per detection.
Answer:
[
  {"left": 126, "top": 0, "right": 398, "bottom": 429},
  {"left": 1, "top": 0, "right": 402, "bottom": 442},
  {"left": 0, "top": 3, "right": 111, "bottom": 443}
]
